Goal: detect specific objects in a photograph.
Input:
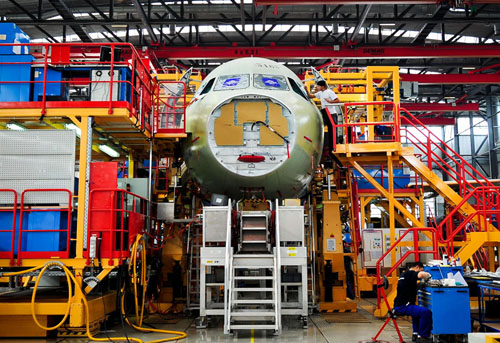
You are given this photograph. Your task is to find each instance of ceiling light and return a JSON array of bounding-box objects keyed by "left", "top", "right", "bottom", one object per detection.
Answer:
[
  {"left": 6, "top": 122, "right": 26, "bottom": 131},
  {"left": 99, "top": 145, "right": 120, "bottom": 158},
  {"left": 379, "top": 23, "right": 396, "bottom": 26},
  {"left": 65, "top": 123, "right": 81, "bottom": 137}
]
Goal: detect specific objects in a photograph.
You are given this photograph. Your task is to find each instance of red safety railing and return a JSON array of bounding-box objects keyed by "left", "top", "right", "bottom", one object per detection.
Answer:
[
  {"left": 0, "top": 42, "right": 156, "bottom": 133},
  {"left": 17, "top": 189, "right": 72, "bottom": 265},
  {"left": 86, "top": 188, "right": 149, "bottom": 266},
  {"left": 436, "top": 187, "right": 500, "bottom": 259},
  {"left": 154, "top": 80, "right": 187, "bottom": 134},
  {"left": 154, "top": 158, "right": 170, "bottom": 193},
  {"left": 330, "top": 101, "right": 400, "bottom": 151},
  {"left": 118, "top": 161, "right": 129, "bottom": 178},
  {"left": 375, "top": 227, "right": 439, "bottom": 308},
  {"left": 0, "top": 189, "right": 17, "bottom": 266},
  {"left": 400, "top": 107, "right": 493, "bottom": 199}
]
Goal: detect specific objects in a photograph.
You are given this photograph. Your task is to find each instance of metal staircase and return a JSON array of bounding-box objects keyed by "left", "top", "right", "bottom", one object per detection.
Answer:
[
  {"left": 225, "top": 211, "right": 280, "bottom": 334},
  {"left": 238, "top": 211, "right": 271, "bottom": 253},
  {"left": 226, "top": 253, "right": 280, "bottom": 333},
  {"left": 399, "top": 107, "right": 498, "bottom": 263},
  {"left": 331, "top": 102, "right": 500, "bottom": 317}
]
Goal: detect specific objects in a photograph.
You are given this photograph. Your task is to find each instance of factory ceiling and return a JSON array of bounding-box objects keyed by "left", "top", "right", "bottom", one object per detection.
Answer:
[{"left": 3, "top": 0, "right": 500, "bottom": 102}]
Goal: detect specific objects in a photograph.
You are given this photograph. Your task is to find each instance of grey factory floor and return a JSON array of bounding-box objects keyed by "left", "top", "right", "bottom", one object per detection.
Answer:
[{"left": 0, "top": 300, "right": 418, "bottom": 343}]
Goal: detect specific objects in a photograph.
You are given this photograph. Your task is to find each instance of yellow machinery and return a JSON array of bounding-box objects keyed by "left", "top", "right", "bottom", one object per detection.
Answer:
[
  {"left": 306, "top": 67, "right": 416, "bottom": 312},
  {"left": 307, "top": 65, "right": 500, "bottom": 318},
  {"left": 0, "top": 42, "right": 187, "bottom": 341}
]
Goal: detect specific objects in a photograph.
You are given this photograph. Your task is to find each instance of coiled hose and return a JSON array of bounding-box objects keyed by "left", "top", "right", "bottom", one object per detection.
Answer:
[{"left": 2, "top": 234, "right": 187, "bottom": 343}]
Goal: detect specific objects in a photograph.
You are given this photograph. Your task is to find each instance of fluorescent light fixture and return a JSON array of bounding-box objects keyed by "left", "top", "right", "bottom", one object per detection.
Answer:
[
  {"left": 6, "top": 122, "right": 26, "bottom": 131},
  {"left": 99, "top": 145, "right": 120, "bottom": 158},
  {"left": 379, "top": 23, "right": 396, "bottom": 26},
  {"left": 65, "top": 123, "right": 81, "bottom": 137},
  {"left": 462, "top": 67, "right": 476, "bottom": 70}
]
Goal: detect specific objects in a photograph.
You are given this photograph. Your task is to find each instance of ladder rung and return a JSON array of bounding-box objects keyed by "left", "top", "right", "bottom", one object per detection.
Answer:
[
  {"left": 234, "top": 254, "right": 273, "bottom": 258},
  {"left": 230, "top": 324, "right": 276, "bottom": 330},
  {"left": 234, "top": 276, "right": 273, "bottom": 280},
  {"left": 230, "top": 310, "right": 275, "bottom": 316},
  {"left": 233, "top": 299, "right": 274, "bottom": 304},
  {"left": 233, "top": 288, "right": 273, "bottom": 292}
]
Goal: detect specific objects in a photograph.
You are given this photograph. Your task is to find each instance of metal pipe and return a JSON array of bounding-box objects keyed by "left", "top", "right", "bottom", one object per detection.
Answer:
[
  {"left": 83, "top": 117, "right": 93, "bottom": 249},
  {"left": 350, "top": 5, "right": 372, "bottom": 42},
  {"left": 147, "top": 139, "right": 153, "bottom": 232},
  {"left": 327, "top": 172, "right": 331, "bottom": 200}
]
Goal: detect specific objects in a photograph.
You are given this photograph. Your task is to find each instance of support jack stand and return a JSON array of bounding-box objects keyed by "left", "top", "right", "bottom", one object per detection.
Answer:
[
  {"left": 370, "top": 309, "right": 405, "bottom": 343},
  {"left": 369, "top": 280, "right": 405, "bottom": 343}
]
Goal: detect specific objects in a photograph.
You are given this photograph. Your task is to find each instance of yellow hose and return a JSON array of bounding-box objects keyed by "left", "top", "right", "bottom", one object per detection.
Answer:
[
  {"left": 2, "top": 234, "right": 187, "bottom": 343},
  {"left": 123, "top": 235, "right": 187, "bottom": 342},
  {"left": 30, "top": 262, "right": 73, "bottom": 331}
]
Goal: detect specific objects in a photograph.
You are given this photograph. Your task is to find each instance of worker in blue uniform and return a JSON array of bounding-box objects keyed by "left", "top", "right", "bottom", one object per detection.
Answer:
[{"left": 393, "top": 262, "right": 432, "bottom": 343}]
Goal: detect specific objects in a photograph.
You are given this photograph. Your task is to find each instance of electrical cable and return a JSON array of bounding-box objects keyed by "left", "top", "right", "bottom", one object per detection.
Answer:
[
  {"left": 93, "top": 259, "right": 116, "bottom": 343},
  {"left": 122, "top": 235, "right": 187, "bottom": 343},
  {"left": 2, "top": 235, "right": 187, "bottom": 343},
  {"left": 251, "top": 120, "right": 289, "bottom": 143}
]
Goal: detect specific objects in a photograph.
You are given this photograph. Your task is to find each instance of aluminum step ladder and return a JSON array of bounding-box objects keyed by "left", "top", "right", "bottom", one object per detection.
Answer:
[
  {"left": 225, "top": 253, "right": 280, "bottom": 334},
  {"left": 187, "top": 223, "right": 202, "bottom": 311},
  {"left": 238, "top": 211, "right": 271, "bottom": 253}
]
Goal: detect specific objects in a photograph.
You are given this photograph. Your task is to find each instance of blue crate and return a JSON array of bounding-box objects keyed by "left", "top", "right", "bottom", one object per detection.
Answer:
[
  {"left": 0, "top": 23, "right": 30, "bottom": 55},
  {"left": 418, "top": 285, "right": 471, "bottom": 335},
  {"left": 0, "top": 210, "right": 68, "bottom": 254},
  {"left": 32, "top": 67, "right": 68, "bottom": 101},
  {"left": 21, "top": 210, "right": 69, "bottom": 252},
  {"left": 0, "top": 54, "right": 34, "bottom": 101},
  {"left": 353, "top": 168, "right": 411, "bottom": 190}
]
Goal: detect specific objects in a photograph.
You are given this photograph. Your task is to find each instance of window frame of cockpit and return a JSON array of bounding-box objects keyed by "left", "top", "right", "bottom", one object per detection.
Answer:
[
  {"left": 195, "top": 78, "right": 215, "bottom": 97},
  {"left": 288, "top": 77, "right": 309, "bottom": 100},
  {"left": 213, "top": 74, "right": 251, "bottom": 91},
  {"left": 253, "top": 74, "right": 290, "bottom": 91}
]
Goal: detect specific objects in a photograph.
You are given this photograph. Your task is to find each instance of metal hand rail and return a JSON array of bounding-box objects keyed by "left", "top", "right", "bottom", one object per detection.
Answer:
[
  {"left": 437, "top": 187, "right": 500, "bottom": 243},
  {"left": 17, "top": 189, "right": 72, "bottom": 265},
  {"left": 375, "top": 227, "right": 438, "bottom": 308},
  {"left": 223, "top": 199, "right": 232, "bottom": 334},
  {"left": 328, "top": 101, "right": 400, "bottom": 151},
  {"left": 0, "top": 42, "right": 157, "bottom": 133},
  {"left": 154, "top": 81, "right": 188, "bottom": 134},
  {"left": 0, "top": 189, "right": 17, "bottom": 266},
  {"left": 86, "top": 188, "right": 149, "bottom": 266},
  {"left": 274, "top": 199, "right": 282, "bottom": 333},
  {"left": 400, "top": 107, "right": 493, "bottom": 197}
]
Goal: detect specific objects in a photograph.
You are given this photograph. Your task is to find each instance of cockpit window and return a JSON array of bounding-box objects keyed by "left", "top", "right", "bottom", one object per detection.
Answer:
[
  {"left": 288, "top": 77, "right": 308, "bottom": 100},
  {"left": 254, "top": 74, "right": 289, "bottom": 91},
  {"left": 199, "top": 78, "right": 215, "bottom": 95},
  {"left": 214, "top": 74, "right": 250, "bottom": 91}
]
